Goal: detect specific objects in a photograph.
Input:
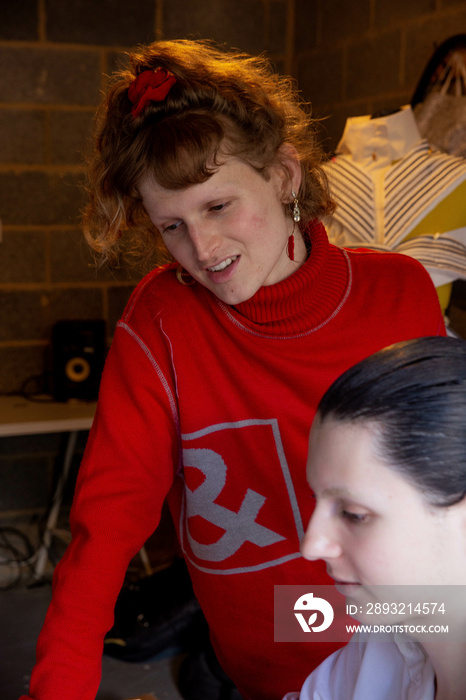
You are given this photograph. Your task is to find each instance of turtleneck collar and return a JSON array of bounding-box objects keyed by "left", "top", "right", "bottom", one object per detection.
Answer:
[
  {"left": 336, "top": 105, "right": 423, "bottom": 171},
  {"left": 217, "top": 221, "right": 349, "bottom": 337}
]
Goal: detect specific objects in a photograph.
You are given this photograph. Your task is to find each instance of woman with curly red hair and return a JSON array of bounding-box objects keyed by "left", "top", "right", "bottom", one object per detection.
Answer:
[{"left": 23, "top": 39, "right": 444, "bottom": 700}]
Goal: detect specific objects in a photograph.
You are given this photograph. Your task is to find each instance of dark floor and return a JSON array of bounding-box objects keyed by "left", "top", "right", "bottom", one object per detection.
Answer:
[
  {"left": 0, "top": 516, "right": 187, "bottom": 700},
  {"left": 0, "top": 501, "right": 190, "bottom": 700},
  {"left": 0, "top": 581, "right": 186, "bottom": 700}
]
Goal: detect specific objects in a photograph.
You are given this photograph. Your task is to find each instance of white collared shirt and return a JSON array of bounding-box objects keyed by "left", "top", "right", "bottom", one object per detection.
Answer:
[
  {"left": 336, "top": 105, "right": 422, "bottom": 171},
  {"left": 283, "top": 635, "right": 436, "bottom": 700}
]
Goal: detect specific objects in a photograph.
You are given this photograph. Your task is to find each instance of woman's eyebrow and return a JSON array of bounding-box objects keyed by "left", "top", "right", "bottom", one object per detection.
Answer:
[{"left": 316, "top": 486, "right": 357, "bottom": 499}]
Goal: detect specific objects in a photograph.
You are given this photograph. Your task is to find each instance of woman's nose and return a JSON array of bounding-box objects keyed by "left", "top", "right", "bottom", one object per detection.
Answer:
[
  {"left": 300, "top": 511, "right": 342, "bottom": 562},
  {"left": 188, "top": 224, "right": 220, "bottom": 262}
]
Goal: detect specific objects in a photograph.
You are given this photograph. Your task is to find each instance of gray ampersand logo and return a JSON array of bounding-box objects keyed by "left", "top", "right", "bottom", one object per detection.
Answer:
[{"left": 183, "top": 447, "right": 285, "bottom": 562}]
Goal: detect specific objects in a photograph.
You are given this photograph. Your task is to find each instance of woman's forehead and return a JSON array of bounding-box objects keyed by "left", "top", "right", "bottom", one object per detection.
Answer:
[{"left": 307, "top": 419, "right": 394, "bottom": 492}]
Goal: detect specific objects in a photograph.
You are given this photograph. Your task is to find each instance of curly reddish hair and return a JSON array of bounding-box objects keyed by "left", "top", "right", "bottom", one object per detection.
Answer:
[{"left": 83, "top": 39, "right": 334, "bottom": 265}]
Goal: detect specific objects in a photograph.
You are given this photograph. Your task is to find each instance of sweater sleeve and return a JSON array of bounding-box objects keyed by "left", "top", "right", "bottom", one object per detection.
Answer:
[{"left": 21, "top": 320, "right": 180, "bottom": 700}]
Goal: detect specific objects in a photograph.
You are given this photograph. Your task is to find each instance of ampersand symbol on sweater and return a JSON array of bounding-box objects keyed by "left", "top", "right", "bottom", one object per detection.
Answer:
[{"left": 183, "top": 447, "right": 285, "bottom": 562}]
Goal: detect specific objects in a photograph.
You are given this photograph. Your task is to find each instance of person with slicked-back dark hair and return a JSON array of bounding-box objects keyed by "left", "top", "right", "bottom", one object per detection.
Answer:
[{"left": 293, "top": 336, "right": 466, "bottom": 700}]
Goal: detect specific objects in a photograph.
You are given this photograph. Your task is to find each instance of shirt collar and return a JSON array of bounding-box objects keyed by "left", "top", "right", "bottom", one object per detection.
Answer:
[{"left": 336, "top": 105, "right": 423, "bottom": 170}]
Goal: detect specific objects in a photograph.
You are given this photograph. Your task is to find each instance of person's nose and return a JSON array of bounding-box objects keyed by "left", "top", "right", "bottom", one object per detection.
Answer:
[
  {"left": 188, "top": 223, "right": 220, "bottom": 263},
  {"left": 300, "top": 507, "right": 343, "bottom": 562}
]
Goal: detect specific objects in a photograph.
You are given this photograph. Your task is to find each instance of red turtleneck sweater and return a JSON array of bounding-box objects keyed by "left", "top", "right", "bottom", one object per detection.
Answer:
[{"left": 22, "top": 223, "right": 445, "bottom": 700}]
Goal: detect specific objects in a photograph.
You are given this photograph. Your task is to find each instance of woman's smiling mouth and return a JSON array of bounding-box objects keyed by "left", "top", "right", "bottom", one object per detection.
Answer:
[{"left": 207, "top": 255, "right": 239, "bottom": 272}]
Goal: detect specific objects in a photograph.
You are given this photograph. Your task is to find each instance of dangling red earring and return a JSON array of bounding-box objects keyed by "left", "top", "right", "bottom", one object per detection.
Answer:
[
  {"left": 287, "top": 191, "right": 300, "bottom": 261},
  {"left": 287, "top": 233, "right": 295, "bottom": 261}
]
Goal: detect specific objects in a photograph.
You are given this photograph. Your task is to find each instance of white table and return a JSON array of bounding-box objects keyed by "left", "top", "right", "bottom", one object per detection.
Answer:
[
  {"left": 0, "top": 396, "right": 97, "bottom": 580},
  {"left": 0, "top": 395, "right": 96, "bottom": 438}
]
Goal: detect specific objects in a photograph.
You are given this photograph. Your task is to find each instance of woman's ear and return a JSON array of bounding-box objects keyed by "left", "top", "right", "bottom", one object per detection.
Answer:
[{"left": 275, "top": 143, "right": 302, "bottom": 202}]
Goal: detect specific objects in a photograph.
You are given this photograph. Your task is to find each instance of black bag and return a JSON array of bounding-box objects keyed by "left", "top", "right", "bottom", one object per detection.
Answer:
[
  {"left": 104, "top": 557, "right": 243, "bottom": 700},
  {"left": 104, "top": 558, "right": 206, "bottom": 662}
]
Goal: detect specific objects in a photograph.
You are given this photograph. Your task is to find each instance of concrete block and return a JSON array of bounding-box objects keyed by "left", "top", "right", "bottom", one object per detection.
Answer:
[
  {"left": 0, "top": 231, "right": 46, "bottom": 284},
  {"left": 0, "top": 346, "right": 46, "bottom": 395},
  {"left": 45, "top": 0, "right": 155, "bottom": 46},
  {"left": 267, "top": 0, "right": 288, "bottom": 55},
  {"left": 346, "top": 29, "right": 402, "bottom": 99},
  {"left": 0, "top": 291, "right": 49, "bottom": 342},
  {"left": 321, "top": 0, "right": 371, "bottom": 44},
  {"left": 0, "top": 288, "right": 104, "bottom": 343},
  {"left": 297, "top": 47, "right": 344, "bottom": 107},
  {"left": 0, "top": 172, "right": 85, "bottom": 226},
  {"left": 108, "top": 285, "right": 136, "bottom": 333},
  {"left": 163, "top": 0, "right": 268, "bottom": 56},
  {"left": 0, "top": 110, "right": 45, "bottom": 164},
  {"left": 375, "top": 0, "right": 436, "bottom": 26},
  {"left": 294, "top": 0, "right": 318, "bottom": 52},
  {"left": 1, "top": 0, "right": 38, "bottom": 40},
  {"left": 50, "top": 230, "right": 142, "bottom": 284},
  {"left": 0, "top": 47, "right": 101, "bottom": 106},
  {"left": 49, "top": 111, "right": 94, "bottom": 166},
  {"left": 50, "top": 229, "right": 100, "bottom": 284}
]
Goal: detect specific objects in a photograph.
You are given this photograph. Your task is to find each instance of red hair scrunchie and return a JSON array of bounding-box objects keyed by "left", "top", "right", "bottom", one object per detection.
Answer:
[{"left": 128, "top": 67, "right": 177, "bottom": 119}]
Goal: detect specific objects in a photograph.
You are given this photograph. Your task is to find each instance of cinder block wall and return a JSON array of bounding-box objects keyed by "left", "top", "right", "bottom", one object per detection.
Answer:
[
  {"left": 294, "top": 0, "right": 466, "bottom": 152},
  {"left": 0, "top": 0, "right": 291, "bottom": 517}
]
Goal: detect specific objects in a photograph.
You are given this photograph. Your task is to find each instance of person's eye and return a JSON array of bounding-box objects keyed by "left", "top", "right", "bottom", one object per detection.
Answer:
[
  {"left": 209, "top": 202, "right": 229, "bottom": 213},
  {"left": 162, "top": 221, "right": 182, "bottom": 234},
  {"left": 341, "top": 509, "right": 369, "bottom": 525}
]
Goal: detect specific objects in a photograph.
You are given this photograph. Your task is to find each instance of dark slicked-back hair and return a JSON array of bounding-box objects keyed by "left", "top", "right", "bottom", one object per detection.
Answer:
[{"left": 318, "top": 336, "right": 466, "bottom": 507}]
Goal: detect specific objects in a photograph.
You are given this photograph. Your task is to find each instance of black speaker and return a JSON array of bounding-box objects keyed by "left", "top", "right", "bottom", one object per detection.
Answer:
[{"left": 52, "top": 320, "right": 106, "bottom": 402}]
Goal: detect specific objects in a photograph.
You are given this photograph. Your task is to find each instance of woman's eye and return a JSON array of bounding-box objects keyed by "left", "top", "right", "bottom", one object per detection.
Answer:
[
  {"left": 162, "top": 221, "right": 182, "bottom": 234},
  {"left": 209, "top": 202, "right": 228, "bottom": 212},
  {"left": 341, "top": 510, "right": 369, "bottom": 525}
]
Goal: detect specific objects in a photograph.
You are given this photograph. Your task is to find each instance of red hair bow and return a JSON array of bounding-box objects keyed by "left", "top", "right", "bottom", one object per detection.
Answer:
[{"left": 128, "top": 67, "right": 177, "bottom": 119}]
